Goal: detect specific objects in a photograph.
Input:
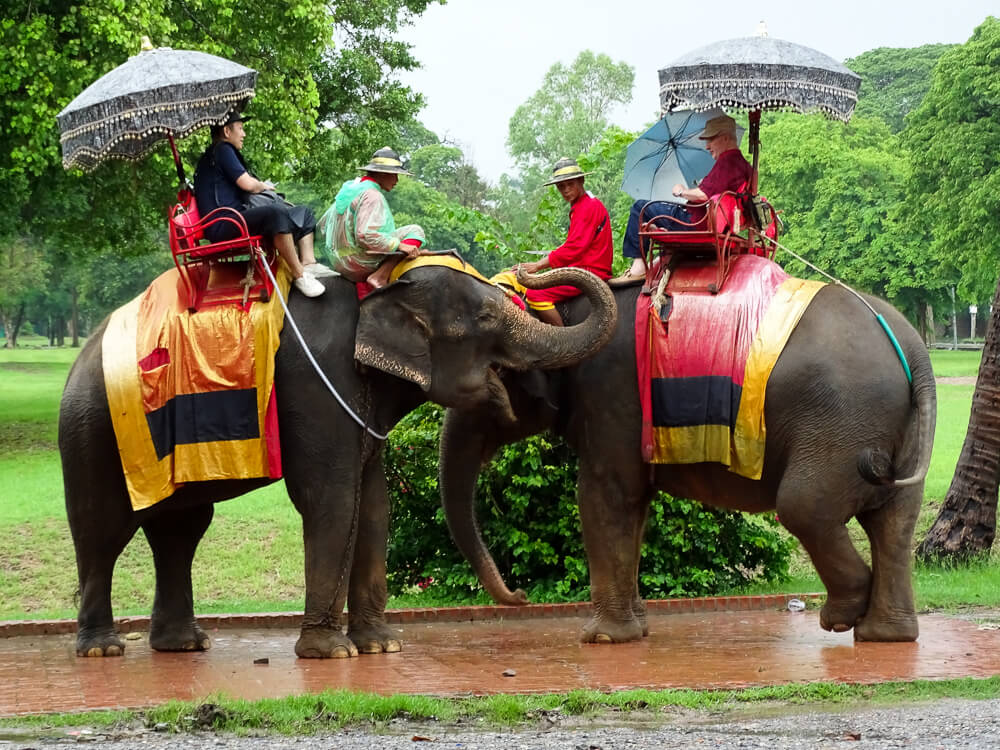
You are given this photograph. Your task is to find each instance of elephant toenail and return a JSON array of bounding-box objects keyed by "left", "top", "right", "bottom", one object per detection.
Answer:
[
  {"left": 331, "top": 645, "right": 352, "bottom": 658},
  {"left": 593, "top": 633, "right": 613, "bottom": 643}
]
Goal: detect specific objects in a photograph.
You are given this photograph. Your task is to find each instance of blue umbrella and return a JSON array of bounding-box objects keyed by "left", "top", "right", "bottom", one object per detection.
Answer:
[{"left": 621, "top": 109, "right": 743, "bottom": 202}]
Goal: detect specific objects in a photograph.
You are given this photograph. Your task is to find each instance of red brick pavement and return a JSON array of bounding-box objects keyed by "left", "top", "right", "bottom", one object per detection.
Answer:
[{"left": 2, "top": 597, "right": 999, "bottom": 717}]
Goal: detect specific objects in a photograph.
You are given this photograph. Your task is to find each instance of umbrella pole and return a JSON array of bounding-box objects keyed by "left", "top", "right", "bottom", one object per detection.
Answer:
[
  {"left": 748, "top": 109, "right": 761, "bottom": 195},
  {"left": 167, "top": 133, "right": 188, "bottom": 188}
]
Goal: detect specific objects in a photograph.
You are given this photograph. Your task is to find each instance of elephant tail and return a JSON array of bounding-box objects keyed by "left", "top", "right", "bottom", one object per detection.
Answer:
[{"left": 857, "top": 354, "right": 937, "bottom": 488}]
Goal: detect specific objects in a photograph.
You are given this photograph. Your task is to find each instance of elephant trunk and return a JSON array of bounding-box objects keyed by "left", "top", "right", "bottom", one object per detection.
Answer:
[
  {"left": 498, "top": 267, "right": 617, "bottom": 370},
  {"left": 439, "top": 410, "right": 528, "bottom": 606}
]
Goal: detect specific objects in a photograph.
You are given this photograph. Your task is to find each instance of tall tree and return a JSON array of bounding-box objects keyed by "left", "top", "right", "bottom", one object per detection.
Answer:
[
  {"left": 409, "top": 144, "right": 488, "bottom": 210},
  {"left": 846, "top": 44, "right": 955, "bottom": 132},
  {"left": 1, "top": 0, "right": 437, "bottom": 339},
  {"left": 297, "top": 0, "right": 439, "bottom": 196},
  {"left": 909, "top": 17, "right": 1000, "bottom": 560},
  {"left": 507, "top": 50, "right": 634, "bottom": 175}
]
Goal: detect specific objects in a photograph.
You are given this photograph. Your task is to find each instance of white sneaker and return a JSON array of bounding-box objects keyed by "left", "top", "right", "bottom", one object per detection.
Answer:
[
  {"left": 303, "top": 262, "right": 338, "bottom": 278},
  {"left": 294, "top": 273, "right": 325, "bottom": 298}
]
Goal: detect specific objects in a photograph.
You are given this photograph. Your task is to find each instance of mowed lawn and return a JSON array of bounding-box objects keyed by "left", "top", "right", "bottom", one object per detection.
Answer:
[{"left": 0, "top": 337, "right": 991, "bottom": 620}]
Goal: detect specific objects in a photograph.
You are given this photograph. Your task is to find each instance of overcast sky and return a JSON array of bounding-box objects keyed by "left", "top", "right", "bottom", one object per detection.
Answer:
[{"left": 399, "top": 0, "right": 996, "bottom": 184}]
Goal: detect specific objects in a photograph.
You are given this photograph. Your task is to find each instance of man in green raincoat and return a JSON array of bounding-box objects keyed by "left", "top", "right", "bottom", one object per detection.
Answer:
[{"left": 320, "top": 147, "right": 426, "bottom": 288}]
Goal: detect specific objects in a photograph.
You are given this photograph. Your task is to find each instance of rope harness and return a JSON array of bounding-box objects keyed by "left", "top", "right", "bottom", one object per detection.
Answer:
[
  {"left": 749, "top": 230, "right": 913, "bottom": 384},
  {"left": 258, "top": 251, "right": 389, "bottom": 440}
]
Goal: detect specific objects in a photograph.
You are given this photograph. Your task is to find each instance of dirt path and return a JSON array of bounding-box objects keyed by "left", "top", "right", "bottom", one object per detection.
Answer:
[{"left": 937, "top": 376, "right": 977, "bottom": 385}]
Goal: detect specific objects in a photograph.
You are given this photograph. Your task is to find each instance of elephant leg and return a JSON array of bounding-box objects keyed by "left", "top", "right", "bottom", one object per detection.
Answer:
[
  {"left": 70, "top": 508, "right": 138, "bottom": 657},
  {"left": 776, "top": 474, "right": 871, "bottom": 634},
  {"left": 630, "top": 501, "right": 651, "bottom": 636},
  {"left": 291, "top": 463, "right": 361, "bottom": 659},
  {"left": 142, "top": 503, "right": 214, "bottom": 652},
  {"left": 64, "top": 436, "right": 138, "bottom": 657},
  {"left": 347, "top": 450, "right": 401, "bottom": 654},
  {"left": 577, "top": 462, "right": 651, "bottom": 644},
  {"left": 854, "top": 488, "right": 920, "bottom": 642}
]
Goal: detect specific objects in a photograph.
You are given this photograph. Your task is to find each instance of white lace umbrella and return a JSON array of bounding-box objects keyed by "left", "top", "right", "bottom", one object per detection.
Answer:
[
  {"left": 657, "top": 33, "right": 861, "bottom": 192},
  {"left": 57, "top": 41, "right": 257, "bottom": 176}
]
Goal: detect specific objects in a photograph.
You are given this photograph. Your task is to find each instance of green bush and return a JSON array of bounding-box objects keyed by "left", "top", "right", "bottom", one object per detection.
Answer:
[{"left": 384, "top": 403, "right": 793, "bottom": 603}]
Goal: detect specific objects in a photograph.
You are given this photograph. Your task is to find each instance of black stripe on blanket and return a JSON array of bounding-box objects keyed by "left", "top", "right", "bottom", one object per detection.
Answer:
[
  {"left": 651, "top": 375, "right": 743, "bottom": 428},
  {"left": 146, "top": 389, "right": 260, "bottom": 460}
]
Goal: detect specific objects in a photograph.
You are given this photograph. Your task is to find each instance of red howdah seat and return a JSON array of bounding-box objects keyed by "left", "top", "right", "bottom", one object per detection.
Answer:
[
  {"left": 169, "top": 189, "right": 277, "bottom": 311},
  {"left": 637, "top": 184, "right": 779, "bottom": 294}
]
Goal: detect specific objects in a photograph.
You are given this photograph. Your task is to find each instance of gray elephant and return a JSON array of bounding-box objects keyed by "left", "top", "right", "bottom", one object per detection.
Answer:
[
  {"left": 59, "top": 265, "right": 616, "bottom": 658},
  {"left": 440, "top": 281, "right": 936, "bottom": 643}
]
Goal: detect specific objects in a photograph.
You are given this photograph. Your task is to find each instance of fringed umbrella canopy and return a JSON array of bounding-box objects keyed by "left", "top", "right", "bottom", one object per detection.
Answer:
[
  {"left": 658, "top": 36, "right": 861, "bottom": 122},
  {"left": 57, "top": 45, "right": 257, "bottom": 172}
]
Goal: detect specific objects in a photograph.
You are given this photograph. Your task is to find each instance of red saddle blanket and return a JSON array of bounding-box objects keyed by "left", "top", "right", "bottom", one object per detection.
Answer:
[
  {"left": 102, "top": 267, "right": 289, "bottom": 510},
  {"left": 635, "top": 254, "right": 824, "bottom": 479}
]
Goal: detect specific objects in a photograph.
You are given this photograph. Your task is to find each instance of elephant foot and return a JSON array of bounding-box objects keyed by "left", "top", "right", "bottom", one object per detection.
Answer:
[
  {"left": 632, "top": 600, "right": 649, "bottom": 637},
  {"left": 149, "top": 620, "right": 211, "bottom": 652},
  {"left": 819, "top": 594, "right": 869, "bottom": 634},
  {"left": 580, "top": 613, "right": 644, "bottom": 644},
  {"left": 347, "top": 622, "right": 403, "bottom": 655},
  {"left": 296, "top": 626, "right": 359, "bottom": 659},
  {"left": 76, "top": 628, "right": 126, "bottom": 657},
  {"left": 854, "top": 610, "right": 919, "bottom": 642}
]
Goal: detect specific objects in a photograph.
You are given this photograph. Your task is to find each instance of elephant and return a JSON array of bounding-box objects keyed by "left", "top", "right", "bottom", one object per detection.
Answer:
[
  {"left": 439, "top": 279, "right": 936, "bottom": 644},
  {"left": 58, "top": 264, "right": 616, "bottom": 658}
]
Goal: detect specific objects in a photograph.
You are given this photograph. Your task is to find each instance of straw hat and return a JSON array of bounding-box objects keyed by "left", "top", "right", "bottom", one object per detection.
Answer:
[
  {"left": 359, "top": 146, "right": 412, "bottom": 175},
  {"left": 542, "top": 157, "right": 592, "bottom": 186}
]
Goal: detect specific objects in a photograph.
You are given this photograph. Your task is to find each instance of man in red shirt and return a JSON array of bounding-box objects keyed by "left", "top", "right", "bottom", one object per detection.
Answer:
[
  {"left": 611, "top": 113, "right": 751, "bottom": 284},
  {"left": 518, "top": 158, "right": 613, "bottom": 326}
]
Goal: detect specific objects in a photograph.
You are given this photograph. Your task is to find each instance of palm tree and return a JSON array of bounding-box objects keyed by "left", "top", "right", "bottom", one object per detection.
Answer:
[{"left": 917, "top": 281, "right": 1000, "bottom": 561}]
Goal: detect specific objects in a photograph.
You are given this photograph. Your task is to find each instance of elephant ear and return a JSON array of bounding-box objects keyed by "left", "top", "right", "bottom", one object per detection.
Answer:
[{"left": 354, "top": 282, "right": 433, "bottom": 391}]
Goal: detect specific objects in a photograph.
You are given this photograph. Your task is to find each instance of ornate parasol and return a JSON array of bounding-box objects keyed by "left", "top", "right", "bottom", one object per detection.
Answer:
[
  {"left": 57, "top": 38, "right": 257, "bottom": 180},
  {"left": 657, "top": 28, "right": 861, "bottom": 192}
]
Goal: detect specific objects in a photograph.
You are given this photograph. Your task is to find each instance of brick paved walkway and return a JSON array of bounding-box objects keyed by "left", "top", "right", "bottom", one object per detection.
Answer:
[{"left": 3, "top": 599, "right": 1000, "bottom": 716}]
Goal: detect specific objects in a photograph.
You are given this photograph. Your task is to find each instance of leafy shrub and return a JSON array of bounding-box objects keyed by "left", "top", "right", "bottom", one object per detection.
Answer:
[{"left": 384, "top": 403, "right": 793, "bottom": 603}]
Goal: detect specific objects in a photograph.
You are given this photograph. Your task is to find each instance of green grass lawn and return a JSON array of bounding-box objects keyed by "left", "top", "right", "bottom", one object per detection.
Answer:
[
  {"left": 928, "top": 348, "right": 982, "bottom": 377},
  {"left": 0, "top": 342, "right": 994, "bottom": 621}
]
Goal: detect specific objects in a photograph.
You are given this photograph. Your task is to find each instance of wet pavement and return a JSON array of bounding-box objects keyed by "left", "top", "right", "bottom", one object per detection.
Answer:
[{"left": 3, "top": 600, "right": 1000, "bottom": 717}]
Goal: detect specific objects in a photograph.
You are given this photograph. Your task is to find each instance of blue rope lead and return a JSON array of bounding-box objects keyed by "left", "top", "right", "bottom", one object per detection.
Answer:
[
  {"left": 876, "top": 314, "right": 913, "bottom": 384},
  {"left": 759, "top": 234, "right": 914, "bottom": 386}
]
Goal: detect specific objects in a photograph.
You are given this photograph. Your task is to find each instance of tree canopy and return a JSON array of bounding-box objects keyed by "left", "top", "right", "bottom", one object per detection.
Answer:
[
  {"left": 846, "top": 44, "right": 955, "bottom": 132},
  {"left": 507, "top": 50, "right": 634, "bottom": 175},
  {"left": 902, "top": 16, "right": 1000, "bottom": 304},
  {"left": 1, "top": 0, "right": 439, "bottom": 344}
]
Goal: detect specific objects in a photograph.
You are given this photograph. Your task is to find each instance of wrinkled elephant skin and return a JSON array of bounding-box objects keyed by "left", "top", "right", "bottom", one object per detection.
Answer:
[
  {"left": 60, "top": 266, "right": 616, "bottom": 658},
  {"left": 440, "top": 283, "right": 936, "bottom": 644}
]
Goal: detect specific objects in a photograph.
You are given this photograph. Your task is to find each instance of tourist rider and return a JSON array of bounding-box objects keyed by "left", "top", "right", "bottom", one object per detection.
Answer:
[
  {"left": 320, "top": 147, "right": 426, "bottom": 289},
  {"left": 193, "top": 111, "right": 329, "bottom": 298},
  {"left": 611, "top": 113, "right": 751, "bottom": 284}
]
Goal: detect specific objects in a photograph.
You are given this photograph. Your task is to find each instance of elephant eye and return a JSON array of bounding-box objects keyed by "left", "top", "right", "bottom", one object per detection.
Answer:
[{"left": 476, "top": 300, "right": 500, "bottom": 325}]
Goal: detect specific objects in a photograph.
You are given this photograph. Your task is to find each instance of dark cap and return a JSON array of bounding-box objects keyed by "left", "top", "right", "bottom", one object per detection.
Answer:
[{"left": 211, "top": 111, "right": 252, "bottom": 136}]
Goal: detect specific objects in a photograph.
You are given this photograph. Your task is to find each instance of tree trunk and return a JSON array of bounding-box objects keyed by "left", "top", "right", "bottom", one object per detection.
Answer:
[
  {"left": 924, "top": 302, "right": 935, "bottom": 347},
  {"left": 1, "top": 303, "right": 26, "bottom": 348},
  {"left": 70, "top": 287, "right": 80, "bottom": 347},
  {"left": 917, "top": 281, "right": 1000, "bottom": 561}
]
